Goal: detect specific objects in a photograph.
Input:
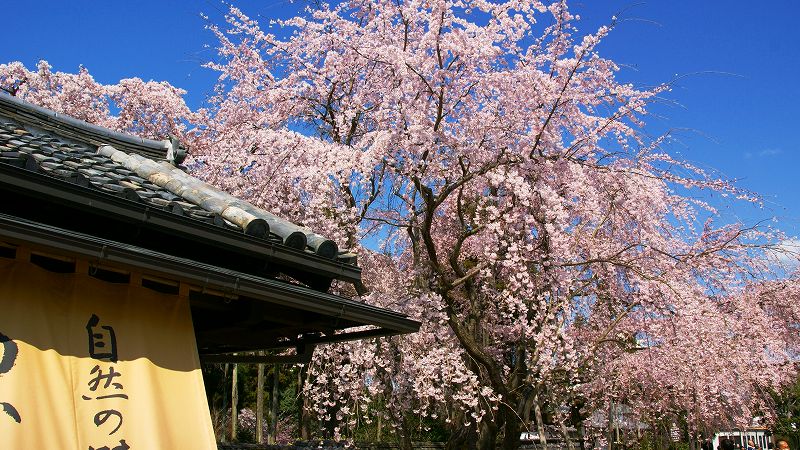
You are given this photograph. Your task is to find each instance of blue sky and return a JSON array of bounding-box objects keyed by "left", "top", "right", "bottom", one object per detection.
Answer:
[{"left": 2, "top": 1, "right": 798, "bottom": 235}]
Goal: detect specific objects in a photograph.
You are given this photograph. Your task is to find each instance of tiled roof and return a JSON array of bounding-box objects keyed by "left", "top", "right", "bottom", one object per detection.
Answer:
[
  {"left": 0, "top": 94, "right": 420, "bottom": 352},
  {"left": 0, "top": 94, "right": 353, "bottom": 265}
]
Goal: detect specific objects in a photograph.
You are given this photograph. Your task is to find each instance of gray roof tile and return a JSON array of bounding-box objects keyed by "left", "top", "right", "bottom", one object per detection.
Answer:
[{"left": 0, "top": 100, "right": 351, "bottom": 266}]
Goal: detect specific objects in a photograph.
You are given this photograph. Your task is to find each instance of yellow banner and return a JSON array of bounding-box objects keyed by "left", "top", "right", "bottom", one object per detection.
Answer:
[{"left": 0, "top": 258, "right": 217, "bottom": 449}]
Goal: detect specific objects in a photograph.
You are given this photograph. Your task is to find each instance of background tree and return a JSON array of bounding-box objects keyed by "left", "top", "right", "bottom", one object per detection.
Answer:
[{"left": 773, "top": 374, "right": 800, "bottom": 450}]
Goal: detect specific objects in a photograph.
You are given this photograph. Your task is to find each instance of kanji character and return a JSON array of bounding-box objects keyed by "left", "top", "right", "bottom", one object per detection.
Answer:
[
  {"left": 87, "top": 365, "right": 123, "bottom": 391},
  {"left": 86, "top": 315, "right": 118, "bottom": 362}
]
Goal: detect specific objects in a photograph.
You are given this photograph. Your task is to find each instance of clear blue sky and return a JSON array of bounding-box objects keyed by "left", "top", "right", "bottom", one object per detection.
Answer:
[{"left": 2, "top": 1, "right": 798, "bottom": 235}]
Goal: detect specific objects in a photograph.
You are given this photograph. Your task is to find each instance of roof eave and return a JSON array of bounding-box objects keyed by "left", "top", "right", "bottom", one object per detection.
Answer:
[{"left": 0, "top": 213, "right": 421, "bottom": 341}]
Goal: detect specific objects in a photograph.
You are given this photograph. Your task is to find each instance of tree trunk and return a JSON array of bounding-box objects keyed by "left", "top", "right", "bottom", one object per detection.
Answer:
[
  {"left": 256, "top": 361, "right": 265, "bottom": 443},
  {"left": 534, "top": 392, "right": 548, "bottom": 450},
  {"left": 607, "top": 401, "right": 615, "bottom": 450},
  {"left": 231, "top": 362, "right": 238, "bottom": 442},
  {"left": 501, "top": 407, "right": 522, "bottom": 450},
  {"left": 270, "top": 364, "right": 280, "bottom": 444},
  {"left": 523, "top": 393, "right": 534, "bottom": 429},
  {"left": 376, "top": 410, "right": 382, "bottom": 442},
  {"left": 477, "top": 419, "right": 498, "bottom": 450},
  {"left": 446, "top": 411, "right": 476, "bottom": 450},
  {"left": 397, "top": 414, "right": 414, "bottom": 450},
  {"left": 560, "top": 417, "right": 575, "bottom": 450}
]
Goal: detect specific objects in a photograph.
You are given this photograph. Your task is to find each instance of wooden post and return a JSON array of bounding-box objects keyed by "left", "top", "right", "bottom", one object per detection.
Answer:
[
  {"left": 269, "top": 364, "right": 280, "bottom": 444},
  {"left": 231, "top": 363, "right": 238, "bottom": 442},
  {"left": 299, "top": 365, "right": 311, "bottom": 440},
  {"left": 220, "top": 363, "right": 229, "bottom": 442},
  {"left": 257, "top": 360, "right": 265, "bottom": 443}
]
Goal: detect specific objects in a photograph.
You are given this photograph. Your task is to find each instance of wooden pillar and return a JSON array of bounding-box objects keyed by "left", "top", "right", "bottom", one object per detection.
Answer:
[
  {"left": 257, "top": 360, "right": 265, "bottom": 443},
  {"left": 231, "top": 363, "right": 238, "bottom": 442},
  {"left": 218, "top": 363, "right": 229, "bottom": 442},
  {"left": 269, "top": 364, "right": 280, "bottom": 444},
  {"left": 299, "top": 365, "right": 312, "bottom": 440}
]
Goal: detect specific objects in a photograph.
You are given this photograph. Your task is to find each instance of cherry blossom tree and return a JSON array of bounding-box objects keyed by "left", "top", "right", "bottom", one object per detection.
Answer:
[
  {"left": 2, "top": 1, "right": 798, "bottom": 448},
  {"left": 194, "top": 1, "right": 798, "bottom": 448},
  {"left": 0, "top": 60, "right": 195, "bottom": 141},
  {"left": 575, "top": 273, "right": 800, "bottom": 447}
]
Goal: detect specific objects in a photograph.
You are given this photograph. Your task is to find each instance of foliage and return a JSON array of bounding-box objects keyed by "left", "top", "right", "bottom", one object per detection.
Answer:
[
  {"left": 773, "top": 374, "right": 800, "bottom": 449},
  {"left": 202, "top": 363, "right": 301, "bottom": 443}
]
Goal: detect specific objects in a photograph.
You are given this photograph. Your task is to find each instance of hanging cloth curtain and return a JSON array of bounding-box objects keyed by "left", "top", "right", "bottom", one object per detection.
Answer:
[{"left": 0, "top": 258, "right": 217, "bottom": 449}]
